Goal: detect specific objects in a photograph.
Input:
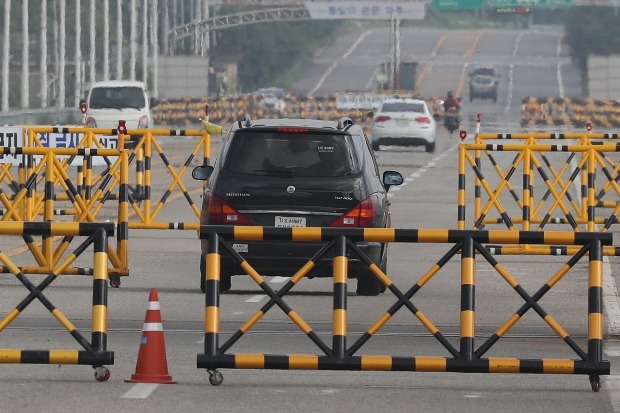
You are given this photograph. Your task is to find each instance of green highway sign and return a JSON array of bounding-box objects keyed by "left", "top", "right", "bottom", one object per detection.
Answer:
[
  {"left": 432, "top": 0, "right": 485, "bottom": 9},
  {"left": 433, "top": 0, "right": 572, "bottom": 9}
]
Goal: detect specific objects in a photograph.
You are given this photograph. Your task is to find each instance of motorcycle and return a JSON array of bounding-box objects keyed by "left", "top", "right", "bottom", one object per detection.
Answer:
[{"left": 443, "top": 106, "right": 460, "bottom": 134}]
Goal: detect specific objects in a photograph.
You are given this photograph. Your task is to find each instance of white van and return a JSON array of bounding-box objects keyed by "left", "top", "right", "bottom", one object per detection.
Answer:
[{"left": 82, "top": 80, "right": 155, "bottom": 146}]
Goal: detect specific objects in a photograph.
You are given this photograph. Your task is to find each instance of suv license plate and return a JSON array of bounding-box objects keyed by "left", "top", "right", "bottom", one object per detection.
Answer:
[
  {"left": 275, "top": 216, "right": 306, "bottom": 227},
  {"left": 232, "top": 243, "right": 248, "bottom": 252},
  {"left": 397, "top": 119, "right": 409, "bottom": 126}
]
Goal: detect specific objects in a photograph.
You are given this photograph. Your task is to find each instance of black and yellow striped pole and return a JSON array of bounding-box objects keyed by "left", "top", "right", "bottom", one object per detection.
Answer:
[
  {"left": 204, "top": 231, "right": 221, "bottom": 359},
  {"left": 588, "top": 236, "right": 604, "bottom": 391},
  {"left": 333, "top": 235, "right": 348, "bottom": 360},
  {"left": 460, "top": 236, "right": 475, "bottom": 359}
]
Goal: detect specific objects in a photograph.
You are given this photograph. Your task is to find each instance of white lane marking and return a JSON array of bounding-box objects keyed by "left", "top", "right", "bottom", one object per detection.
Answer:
[
  {"left": 309, "top": 62, "right": 337, "bottom": 96},
  {"left": 395, "top": 144, "right": 459, "bottom": 187},
  {"left": 556, "top": 33, "right": 564, "bottom": 98},
  {"left": 270, "top": 276, "right": 289, "bottom": 283},
  {"left": 506, "top": 33, "right": 523, "bottom": 115},
  {"left": 246, "top": 295, "right": 266, "bottom": 303},
  {"left": 121, "top": 383, "right": 159, "bottom": 399},
  {"left": 309, "top": 29, "right": 377, "bottom": 96},
  {"left": 606, "top": 375, "right": 620, "bottom": 412}
]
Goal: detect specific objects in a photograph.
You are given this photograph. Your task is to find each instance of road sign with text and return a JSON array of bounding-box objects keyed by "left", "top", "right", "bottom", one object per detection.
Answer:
[{"left": 304, "top": 1, "right": 427, "bottom": 20}]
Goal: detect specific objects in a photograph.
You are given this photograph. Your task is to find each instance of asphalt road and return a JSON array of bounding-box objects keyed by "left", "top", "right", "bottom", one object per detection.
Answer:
[{"left": 1, "top": 24, "right": 620, "bottom": 413}]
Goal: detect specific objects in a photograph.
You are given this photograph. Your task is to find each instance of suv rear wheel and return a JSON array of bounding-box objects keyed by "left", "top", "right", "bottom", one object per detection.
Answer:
[
  {"left": 355, "top": 254, "right": 388, "bottom": 296},
  {"left": 200, "top": 255, "right": 233, "bottom": 293}
]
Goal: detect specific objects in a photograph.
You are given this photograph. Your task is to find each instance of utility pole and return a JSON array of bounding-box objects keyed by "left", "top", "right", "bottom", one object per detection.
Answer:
[
  {"left": 2, "top": 0, "right": 10, "bottom": 111},
  {"left": 74, "top": 0, "right": 81, "bottom": 106},
  {"left": 41, "top": 0, "right": 48, "bottom": 107},
  {"left": 21, "top": 0, "right": 29, "bottom": 108}
]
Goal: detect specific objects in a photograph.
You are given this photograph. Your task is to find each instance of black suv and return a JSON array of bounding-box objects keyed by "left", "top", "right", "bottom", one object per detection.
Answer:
[
  {"left": 192, "top": 116, "right": 403, "bottom": 296},
  {"left": 468, "top": 66, "right": 500, "bottom": 102}
]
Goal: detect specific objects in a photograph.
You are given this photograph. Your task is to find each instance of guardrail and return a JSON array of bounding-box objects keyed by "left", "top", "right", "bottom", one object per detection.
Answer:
[
  {"left": 197, "top": 225, "right": 611, "bottom": 392},
  {"left": 0, "top": 108, "right": 77, "bottom": 126}
]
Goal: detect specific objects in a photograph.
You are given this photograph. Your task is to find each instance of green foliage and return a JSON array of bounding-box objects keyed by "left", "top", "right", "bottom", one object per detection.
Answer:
[
  {"left": 563, "top": 6, "right": 620, "bottom": 65},
  {"left": 217, "top": 20, "right": 345, "bottom": 92}
]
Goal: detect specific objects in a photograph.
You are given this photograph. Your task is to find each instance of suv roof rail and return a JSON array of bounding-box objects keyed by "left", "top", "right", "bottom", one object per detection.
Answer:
[
  {"left": 337, "top": 117, "right": 354, "bottom": 130},
  {"left": 237, "top": 114, "right": 252, "bottom": 128}
]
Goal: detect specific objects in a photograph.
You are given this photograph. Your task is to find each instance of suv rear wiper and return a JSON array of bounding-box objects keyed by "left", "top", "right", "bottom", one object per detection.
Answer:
[{"left": 253, "top": 168, "right": 294, "bottom": 175}]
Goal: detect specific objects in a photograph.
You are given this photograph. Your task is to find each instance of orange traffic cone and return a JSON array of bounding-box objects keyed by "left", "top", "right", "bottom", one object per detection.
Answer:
[{"left": 125, "top": 288, "right": 177, "bottom": 384}]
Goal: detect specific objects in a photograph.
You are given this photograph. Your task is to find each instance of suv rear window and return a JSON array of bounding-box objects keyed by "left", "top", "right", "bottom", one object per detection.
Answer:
[
  {"left": 224, "top": 131, "right": 360, "bottom": 177},
  {"left": 89, "top": 87, "right": 146, "bottom": 109}
]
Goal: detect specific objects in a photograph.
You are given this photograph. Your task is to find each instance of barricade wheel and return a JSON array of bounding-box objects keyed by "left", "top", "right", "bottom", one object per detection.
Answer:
[
  {"left": 109, "top": 276, "right": 121, "bottom": 288},
  {"left": 208, "top": 369, "right": 224, "bottom": 386},
  {"left": 590, "top": 375, "right": 601, "bottom": 392},
  {"left": 94, "top": 367, "right": 111, "bottom": 382}
]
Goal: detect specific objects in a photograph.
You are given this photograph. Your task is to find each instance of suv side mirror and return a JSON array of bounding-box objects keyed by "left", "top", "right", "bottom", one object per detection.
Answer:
[
  {"left": 383, "top": 170, "right": 403, "bottom": 191},
  {"left": 192, "top": 165, "right": 214, "bottom": 181}
]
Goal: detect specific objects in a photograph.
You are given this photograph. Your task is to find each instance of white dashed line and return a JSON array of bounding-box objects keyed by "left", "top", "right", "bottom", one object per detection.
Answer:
[
  {"left": 246, "top": 295, "right": 265, "bottom": 303},
  {"left": 121, "top": 383, "right": 159, "bottom": 399}
]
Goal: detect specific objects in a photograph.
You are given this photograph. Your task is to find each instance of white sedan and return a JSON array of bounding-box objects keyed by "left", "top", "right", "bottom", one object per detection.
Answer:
[{"left": 370, "top": 97, "right": 437, "bottom": 153}]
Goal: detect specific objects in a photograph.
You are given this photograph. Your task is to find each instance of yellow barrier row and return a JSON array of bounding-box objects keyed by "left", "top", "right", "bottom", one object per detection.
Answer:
[
  {"left": 198, "top": 225, "right": 610, "bottom": 391},
  {"left": 521, "top": 97, "right": 620, "bottom": 129},
  {"left": 152, "top": 94, "right": 620, "bottom": 130},
  {"left": 152, "top": 93, "right": 442, "bottom": 127}
]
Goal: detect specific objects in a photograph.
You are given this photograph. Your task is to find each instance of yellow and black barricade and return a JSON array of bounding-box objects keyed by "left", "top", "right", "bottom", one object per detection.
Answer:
[
  {"left": 458, "top": 132, "right": 620, "bottom": 255},
  {"left": 197, "top": 226, "right": 611, "bottom": 391},
  {"left": 0, "top": 221, "right": 114, "bottom": 381},
  {"left": 0, "top": 125, "right": 211, "bottom": 286},
  {"left": 0, "top": 145, "right": 129, "bottom": 281},
  {"left": 22, "top": 126, "right": 209, "bottom": 231}
]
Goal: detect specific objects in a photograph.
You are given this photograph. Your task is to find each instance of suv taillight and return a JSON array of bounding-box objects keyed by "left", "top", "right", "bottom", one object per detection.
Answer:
[
  {"left": 204, "top": 193, "right": 253, "bottom": 225},
  {"left": 330, "top": 195, "right": 378, "bottom": 227},
  {"left": 415, "top": 116, "right": 431, "bottom": 124}
]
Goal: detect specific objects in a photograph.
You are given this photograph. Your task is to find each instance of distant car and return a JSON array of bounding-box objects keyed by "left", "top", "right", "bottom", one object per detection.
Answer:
[
  {"left": 82, "top": 80, "right": 156, "bottom": 148},
  {"left": 469, "top": 74, "right": 498, "bottom": 102},
  {"left": 257, "top": 87, "right": 286, "bottom": 110},
  {"left": 370, "top": 97, "right": 437, "bottom": 153},
  {"left": 469, "top": 66, "right": 500, "bottom": 85},
  {"left": 192, "top": 116, "right": 404, "bottom": 296}
]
